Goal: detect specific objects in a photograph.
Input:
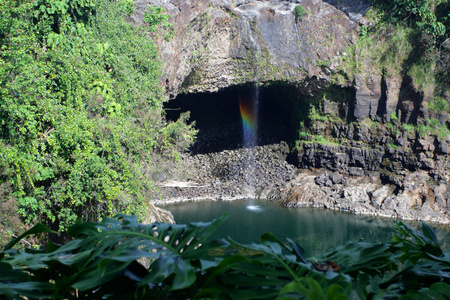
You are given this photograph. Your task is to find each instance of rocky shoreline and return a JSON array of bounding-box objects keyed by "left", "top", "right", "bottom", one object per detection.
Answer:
[
  {"left": 154, "top": 142, "right": 449, "bottom": 225},
  {"left": 268, "top": 170, "right": 450, "bottom": 225},
  {"left": 155, "top": 143, "right": 296, "bottom": 204}
]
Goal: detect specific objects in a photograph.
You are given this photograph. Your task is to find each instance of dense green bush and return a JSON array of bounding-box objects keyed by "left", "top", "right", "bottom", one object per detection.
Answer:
[
  {"left": 428, "top": 96, "right": 450, "bottom": 113},
  {"left": 370, "top": 0, "right": 446, "bottom": 42},
  {"left": 293, "top": 5, "right": 307, "bottom": 22},
  {"left": 0, "top": 215, "right": 449, "bottom": 299},
  {"left": 0, "top": 0, "right": 196, "bottom": 233}
]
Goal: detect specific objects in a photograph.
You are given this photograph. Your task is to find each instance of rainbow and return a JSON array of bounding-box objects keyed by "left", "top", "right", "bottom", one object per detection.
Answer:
[{"left": 239, "top": 94, "right": 257, "bottom": 145}]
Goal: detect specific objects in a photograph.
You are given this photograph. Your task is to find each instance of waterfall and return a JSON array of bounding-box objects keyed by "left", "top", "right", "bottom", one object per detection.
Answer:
[
  {"left": 240, "top": 20, "right": 261, "bottom": 198},
  {"left": 246, "top": 20, "right": 261, "bottom": 86}
]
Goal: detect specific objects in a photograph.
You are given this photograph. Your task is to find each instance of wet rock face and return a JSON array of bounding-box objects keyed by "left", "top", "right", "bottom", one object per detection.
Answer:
[
  {"left": 132, "top": 0, "right": 359, "bottom": 98},
  {"left": 322, "top": 0, "right": 371, "bottom": 24},
  {"left": 352, "top": 74, "right": 383, "bottom": 120},
  {"left": 131, "top": 0, "right": 431, "bottom": 127},
  {"left": 134, "top": 1, "right": 426, "bottom": 124}
]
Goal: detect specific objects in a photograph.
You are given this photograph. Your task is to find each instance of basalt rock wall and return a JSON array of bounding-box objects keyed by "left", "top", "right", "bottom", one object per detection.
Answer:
[
  {"left": 282, "top": 122, "right": 450, "bottom": 223},
  {"left": 133, "top": 1, "right": 359, "bottom": 94},
  {"left": 297, "top": 124, "right": 450, "bottom": 178},
  {"left": 132, "top": 0, "right": 427, "bottom": 123},
  {"left": 134, "top": 1, "right": 449, "bottom": 223}
]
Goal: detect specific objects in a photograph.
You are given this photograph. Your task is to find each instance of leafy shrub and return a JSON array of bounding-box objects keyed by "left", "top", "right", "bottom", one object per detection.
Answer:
[
  {"left": 118, "top": 0, "right": 134, "bottom": 16},
  {"left": 0, "top": 0, "right": 195, "bottom": 232},
  {"left": 390, "top": 111, "right": 398, "bottom": 122},
  {"left": 428, "top": 96, "right": 450, "bottom": 112},
  {"left": 371, "top": 0, "right": 446, "bottom": 42},
  {"left": 316, "top": 59, "right": 331, "bottom": 67},
  {"left": 308, "top": 105, "right": 328, "bottom": 123},
  {"left": 144, "top": 6, "right": 174, "bottom": 40},
  {"left": 299, "top": 131, "right": 308, "bottom": 140},
  {"left": 358, "top": 24, "right": 369, "bottom": 38},
  {"left": 293, "top": 5, "right": 307, "bottom": 21},
  {"left": 340, "top": 1, "right": 449, "bottom": 97},
  {"left": 1, "top": 215, "right": 449, "bottom": 299},
  {"left": 402, "top": 123, "right": 415, "bottom": 132}
]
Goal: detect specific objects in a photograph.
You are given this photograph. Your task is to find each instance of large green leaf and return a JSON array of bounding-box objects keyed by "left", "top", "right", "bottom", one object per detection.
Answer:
[
  {"left": 0, "top": 282, "right": 53, "bottom": 299},
  {"left": 2, "top": 215, "right": 449, "bottom": 299},
  {"left": 0, "top": 261, "right": 53, "bottom": 298},
  {"left": 317, "top": 242, "right": 393, "bottom": 277},
  {"left": 3, "top": 223, "right": 56, "bottom": 251},
  {"left": 2, "top": 214, "right": 229, "bottom": 298},
  {"left": 206, "top": 234, "right": 353, "bottom": 299},
  {"left": 391, "top": 221, "right": 443, "bottom": 263},
  {"left": 68, "top": 213, "right": 229, "bottom": 291},
  {"left": 421, "top": 221, "right": 439, "bottom": 244}
]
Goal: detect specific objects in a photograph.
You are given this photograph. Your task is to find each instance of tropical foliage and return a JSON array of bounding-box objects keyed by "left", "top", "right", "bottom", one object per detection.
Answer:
[
  {"left": 366, "top": 0, "right": 449, "bottom": 95},
  {"left": 0, "top": 215, "right": 449, "bottom": 299},
  {"left": 314, "top": 0, "right": 448, "bottom": 127},
  {"left": 371, "top": 0, "right": 447, "bottom": 42},
  {"left": 0, "top": 0, "right": 196, "bottom": 236}
]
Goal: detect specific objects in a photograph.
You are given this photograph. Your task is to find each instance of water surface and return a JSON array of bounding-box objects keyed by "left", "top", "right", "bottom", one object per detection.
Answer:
[{"left": 166, "top": 199, "right": 450, "bottom": 256}]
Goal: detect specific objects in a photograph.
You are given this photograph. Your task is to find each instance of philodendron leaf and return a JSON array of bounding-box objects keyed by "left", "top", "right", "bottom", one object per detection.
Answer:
[
  {"left": 230, "top": 234, "right": 285, "bottom": 258},
  {"left": 326, "top": 284, "right": 347, "bottom": 300},
  {"left": 0, "top": 262, "right": 29, "bottom": 282},
  {"left": 0, "top": 262, "right": 53, "bottom": 298},
  {"left": 317, "top": 242, "right": 392, "bottom": 277},
  {"left": 277, "top": 278, "right": 325, "bottom": 300},
  {"left": 0, "top": 282, "right": 53, "bottom": 299},
  {"left": 421, "top": 221, "right": 439, "bottom": 245},
  {"left": 140, "top": 255, "right": 196, "bottom": 291},
  {"left": 3, "top": 214, "right": 229, "bottom": 296},
  {"left": 286, "top": 238, "right": 308, "bottom": 264},
  {"left": 67, "top": 213, "right": 229, "bottom": 291},
  {"left": 3, "top": 223, "right": 56, "bottom": 251},
  {"left": 392, "top": 221, "right": 443, "bottom": 263}
]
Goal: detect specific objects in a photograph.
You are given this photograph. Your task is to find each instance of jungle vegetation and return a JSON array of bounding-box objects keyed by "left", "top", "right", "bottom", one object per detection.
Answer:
[
  {"left": 0, "top": 0, "right": 450, "bottom": 299},
  {"left": 0, "top": 215, "right": 449, "bottom": 299},
  {"left": 0, "top": 0, "right": 196, "bottom": 241}
]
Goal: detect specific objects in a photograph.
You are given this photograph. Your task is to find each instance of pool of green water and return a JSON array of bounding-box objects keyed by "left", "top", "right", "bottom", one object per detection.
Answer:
[{"left": 165, "top": 199, "right": 450, "bottom": 256}]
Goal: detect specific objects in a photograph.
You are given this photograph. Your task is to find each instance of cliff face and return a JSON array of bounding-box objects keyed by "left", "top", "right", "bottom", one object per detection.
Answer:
[
  {"left": 132, "top": 0, "right": 426, "bottom": 122},
  {"left": 134, "top": 1, "right": 449, "bottom": 222},
  {"left": 132, "top": 0, "right": 358, "bottom": 96}
]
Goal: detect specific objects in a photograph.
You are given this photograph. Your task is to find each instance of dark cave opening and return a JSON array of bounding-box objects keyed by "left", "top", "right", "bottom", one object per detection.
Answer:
[{"left": 164, "top": 84, "right": 304, "bottom": 154}]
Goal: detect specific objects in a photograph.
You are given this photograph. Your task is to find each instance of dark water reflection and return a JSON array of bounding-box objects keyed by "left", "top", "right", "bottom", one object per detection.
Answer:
[{"left": 165, "top": 199, "right": 450, "bottom": 257}]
